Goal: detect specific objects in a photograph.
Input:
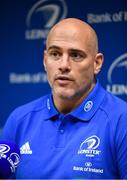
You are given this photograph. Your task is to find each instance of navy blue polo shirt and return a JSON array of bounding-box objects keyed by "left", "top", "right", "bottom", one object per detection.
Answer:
[{"left": 2, "top": 81, "right": 127, "bottom": 179}]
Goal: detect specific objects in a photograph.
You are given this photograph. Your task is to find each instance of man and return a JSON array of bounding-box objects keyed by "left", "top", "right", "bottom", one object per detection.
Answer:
[{"left": 2, "top": 18, "right": 127, "bottom": 179}]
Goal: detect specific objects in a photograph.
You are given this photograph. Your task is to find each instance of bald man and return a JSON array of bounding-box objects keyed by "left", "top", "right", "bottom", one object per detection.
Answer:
[{"left": 2, "top": 18, "right": 127, "bottom": 179}]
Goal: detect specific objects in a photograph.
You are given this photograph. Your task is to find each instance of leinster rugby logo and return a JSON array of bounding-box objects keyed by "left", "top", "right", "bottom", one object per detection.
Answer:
[
  {"left": 107, "top": 53, "right": 127, "bottom": 83},
  {"left": 106, "top": 53, "right": 127, "bottom": 95},
  {"left": 78, "top": 135, "right": 101, "bottom": 157},
  {"left": 25, "top": 0, "right": 68, "bottom": 40},
  {"left": 0, "top": 144, "right": 10, "bottom": 155}
]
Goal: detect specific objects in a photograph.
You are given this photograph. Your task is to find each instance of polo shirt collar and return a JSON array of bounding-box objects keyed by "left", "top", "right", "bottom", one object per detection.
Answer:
[
  {"left": 44, "top": 80, "right": 106, "bottom": 121},
  {"left": 70, "top": 80, "right": 106, "bottom": 121},
  {"left": 43, "top": 94, "right": 59, "bottom": 120}
]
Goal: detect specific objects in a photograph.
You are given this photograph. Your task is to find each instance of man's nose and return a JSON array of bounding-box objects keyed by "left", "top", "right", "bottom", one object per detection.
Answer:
[{"left": 58, "top": 54, "right": 71, "bottom": 72}]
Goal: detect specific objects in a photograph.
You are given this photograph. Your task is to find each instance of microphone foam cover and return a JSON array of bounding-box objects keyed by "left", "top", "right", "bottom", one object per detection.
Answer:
[{"left": 0, "top": 140, "right": 20, "bottom": 178}]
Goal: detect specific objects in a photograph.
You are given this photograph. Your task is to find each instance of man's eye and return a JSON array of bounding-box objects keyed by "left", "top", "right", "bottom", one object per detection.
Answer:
[
  {"left": 71, "top": 52, "right": 84, "bottom": 61},
  {"left": 48, "top": 51, "right": 61, "bottom": 60}
]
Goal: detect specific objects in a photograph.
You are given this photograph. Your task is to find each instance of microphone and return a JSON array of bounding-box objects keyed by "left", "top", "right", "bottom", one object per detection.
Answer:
[{"left": 0, "top": 140, "right": 20, "bottom": 179}]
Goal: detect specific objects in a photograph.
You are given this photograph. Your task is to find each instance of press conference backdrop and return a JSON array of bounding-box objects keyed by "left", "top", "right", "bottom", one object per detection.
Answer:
[{"left": 1, "top": 0, "right": 127, "bottom": 134}]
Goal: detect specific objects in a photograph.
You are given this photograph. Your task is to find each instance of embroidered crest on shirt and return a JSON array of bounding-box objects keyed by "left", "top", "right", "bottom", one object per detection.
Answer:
[
  {"left": 84, "top": 101, "right": 93, "bottom": 112},
  {"left": 78, "top": 135, "right": 101, "bottom": 157}
]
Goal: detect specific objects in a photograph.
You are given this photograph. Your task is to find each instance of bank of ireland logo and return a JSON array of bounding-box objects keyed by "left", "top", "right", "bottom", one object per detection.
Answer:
[
  {"left": 85, "top": 161, "right": 92, "bottom": 167},
  {"left": 25, "top": 0, "right": 68, "bottom": 40},
  {"left": 107, "top": 53, "right": 127, "bottom": 95},
  {"left": 78, "top": 135, "right": 101, "bottom": 157}
]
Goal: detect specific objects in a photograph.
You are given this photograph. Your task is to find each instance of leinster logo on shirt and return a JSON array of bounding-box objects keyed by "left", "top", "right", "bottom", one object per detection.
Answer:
[{"left": 78, "top": 135, "right": 101, "bottom": 157}]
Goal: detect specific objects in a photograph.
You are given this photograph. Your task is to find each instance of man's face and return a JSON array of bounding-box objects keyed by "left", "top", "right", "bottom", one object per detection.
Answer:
[{"left": 44, "top": 25, "right": 103, "bottom": 100}]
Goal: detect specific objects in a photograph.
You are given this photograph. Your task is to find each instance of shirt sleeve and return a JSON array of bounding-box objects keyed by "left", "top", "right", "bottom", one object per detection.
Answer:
[
  {"left": 2, "top": 110, "right": 18, "bottom": 142},
  {"left": 115, "top": 112, "right": 127, "bottom": 179}
]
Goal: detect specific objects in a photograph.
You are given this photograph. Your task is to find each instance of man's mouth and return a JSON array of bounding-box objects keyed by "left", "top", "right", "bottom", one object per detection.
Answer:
[{"left": 55, "top": 75, "right": 73, "bottom": 85}]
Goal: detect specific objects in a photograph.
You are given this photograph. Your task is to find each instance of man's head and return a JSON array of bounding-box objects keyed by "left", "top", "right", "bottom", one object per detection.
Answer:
[
  {"left": 44, "top": 18, "right": 103, "bottom": 104},
  {"left": 46, "top": 18, "right": 99, "bottom": 56}
]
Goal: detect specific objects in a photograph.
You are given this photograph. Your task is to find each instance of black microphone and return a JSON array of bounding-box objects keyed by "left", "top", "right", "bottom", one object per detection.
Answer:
[{"left": 0, "top": 140, "right": 20, "bottom": 179}]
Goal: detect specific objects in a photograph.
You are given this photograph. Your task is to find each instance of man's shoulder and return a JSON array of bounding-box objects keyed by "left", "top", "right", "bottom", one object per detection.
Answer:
[
  {"left": 101, "top": 90, "right": 127, "bottom": 115},
  {"left": 10, "top": 94, "right": 50, "bottom": 119}
]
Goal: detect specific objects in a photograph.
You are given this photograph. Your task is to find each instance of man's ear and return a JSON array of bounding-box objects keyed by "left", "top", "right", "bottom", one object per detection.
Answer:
[
  {"left": 43, "top": 50, "right": 47, "bottom": 72},
  {"left": 94, "top": 53, "right": 104, "bottom": 75}
]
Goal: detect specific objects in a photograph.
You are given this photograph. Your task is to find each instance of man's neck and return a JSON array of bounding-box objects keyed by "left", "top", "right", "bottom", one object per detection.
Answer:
[{"left": 53, "top": 83, "right": 96, "bottom": 114}]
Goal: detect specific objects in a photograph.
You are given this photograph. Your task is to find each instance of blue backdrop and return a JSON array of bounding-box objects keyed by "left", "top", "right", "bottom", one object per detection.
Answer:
[{"left": 1, "top": 0, "right": 127, "bottom": 132}]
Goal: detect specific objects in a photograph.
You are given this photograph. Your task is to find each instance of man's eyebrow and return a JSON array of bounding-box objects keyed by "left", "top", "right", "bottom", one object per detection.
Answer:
[
  {"left": 47, "top": 46, "right": 61, "bottom": 51},
  {"left": 69, "top": 49, "right": 87, "bottom": 56},
  {"left": 48, "top": 46, "right": 85, "bottom": 53},
  {"left": 69, "top": 49, "right": 84, "bottom": 53}
]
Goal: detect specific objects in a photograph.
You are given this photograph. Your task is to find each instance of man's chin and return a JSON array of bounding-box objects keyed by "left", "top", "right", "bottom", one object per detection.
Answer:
[
  {"left": 53, "top": 88, "right": 76, "bottom": 100},
  {"left": 56, "top": 92, "right": 76, "bottom": 100}
]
